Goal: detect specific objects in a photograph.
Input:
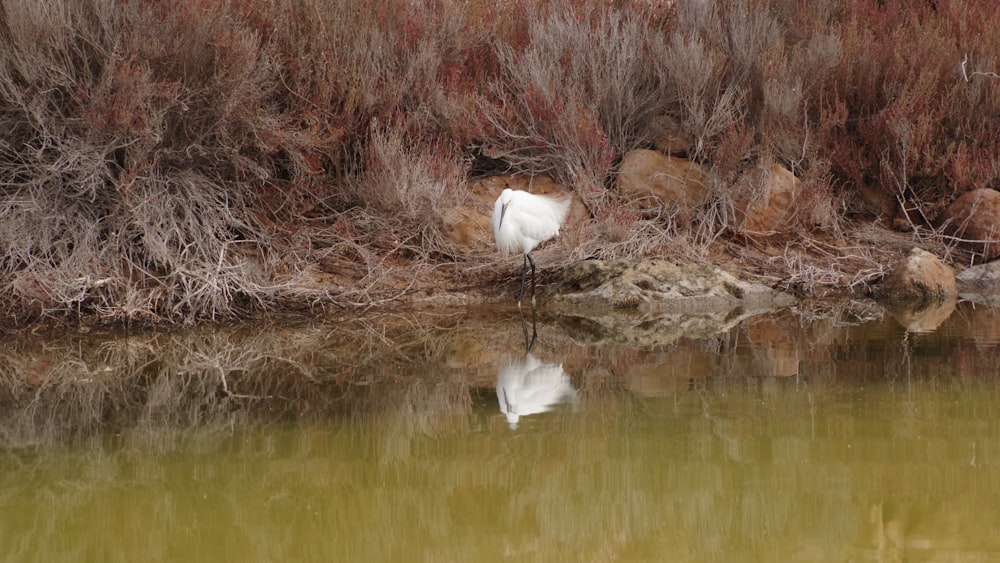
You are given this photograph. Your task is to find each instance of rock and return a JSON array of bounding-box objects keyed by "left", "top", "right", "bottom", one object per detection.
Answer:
[
  {"left": 623, "top": 347, "right": 713, "bottom": 397},
  {"left": 438, "top": 206, "right": 491, "bottom": 249},
  {"left": 956, "top": 260, "right": 1000, "bottom": 291},
  {"left": 552, "top": 259, "right": 793, "bottom": 314},
  {"left": 887, "top": 298, "right": 956, "bottom": 333},
  {"left": 555, "top": 304, "right": 770, "bottom": 348},
  {"left": 736, "top": 163, "right": 802, "bottom": 235},
  {"left": 615, "top": 150, "right": 709, "bottom": 217},
  {"left": 938, "top": 188, "right": 1000, "bottom": 260},
  {"left": 956, "top": 260, "right": 1000, "bottom": 305},
  {"left": 746, "top": 317, "right": 800, "bottom": 377},
  {"left": 643, "top": 115, "right": 696, "bottom": 156},
  {"left": 852, "top": 182, "right": 903, "bottom": 226},
  {"left": 874, "top": 248, "right": 957, "bottom": 303}
]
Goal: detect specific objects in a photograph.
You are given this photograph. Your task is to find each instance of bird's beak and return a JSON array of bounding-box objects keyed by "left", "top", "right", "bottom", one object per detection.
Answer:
[{"left": 499, "top": 202, "right": 509, "bottom": 229}]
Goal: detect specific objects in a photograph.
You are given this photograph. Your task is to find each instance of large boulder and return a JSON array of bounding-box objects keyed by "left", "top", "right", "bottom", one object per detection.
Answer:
[
  {"left": 616, "top": 150, "right": 709, "bottom": 215},
  {"left": 874, "top": 248, "right": 957, "bottom": 303},
  {"left": 937, "top": 188, "right": 1000, "bottom": 260}
]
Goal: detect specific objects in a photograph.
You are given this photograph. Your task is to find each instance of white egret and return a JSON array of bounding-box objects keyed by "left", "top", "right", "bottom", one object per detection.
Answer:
[
  {"left": 492, "top": 188, "right": 571, "bottom": 306},
  {"left": 496, "top": 353, "right": 577, "bottom": 429}
]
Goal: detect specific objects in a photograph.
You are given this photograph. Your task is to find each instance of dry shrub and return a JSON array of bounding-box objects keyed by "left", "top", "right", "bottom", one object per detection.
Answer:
[
  {"left": 661, "top": 29, "right": 743, "bottom": 164},
  {"left": 468, "top": 1, "right": 688, "bottom": 275},
  {"left": 0, "top": 0, "right": 485, "bottom": 324},
  {"left": 480, "top": 3, "right": 668, "bottom": 210},
  {"left": 263, "top": 0, "right": 502, "bottom": 264},
  {"left": 592, "top": 0, "right": 847, "bottom": 257},
  {"left": 346, "top": 121, "right": 467, "bottom": 260},
  {"left": 817, "top": 1, "right": 1000, "bottom": 224},
  {"left": 0, "top": 0, "right": 293, "bottom": 324},
  {"left": 3, "top": 0, "right": 1000, "bottom": 326}
]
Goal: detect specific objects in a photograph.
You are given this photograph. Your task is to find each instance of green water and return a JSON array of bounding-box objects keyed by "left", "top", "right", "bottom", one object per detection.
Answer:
[{"left": 2, "top": 303, "right": 1000, "bottom": 562}]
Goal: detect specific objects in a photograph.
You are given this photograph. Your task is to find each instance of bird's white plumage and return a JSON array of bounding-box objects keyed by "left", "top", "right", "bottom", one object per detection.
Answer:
[
  {"left": 496, "top": 353, "right": 577, "bottom": 429},
  {"left": 492, "top": 188, "right": 571, "bottom": 256}
]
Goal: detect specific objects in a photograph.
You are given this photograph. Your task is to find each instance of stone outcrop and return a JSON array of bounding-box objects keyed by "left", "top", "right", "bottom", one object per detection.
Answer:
[
  {"left": 552, "top": 259, "right": 792, "bottom": 314},
  {"left": 957, "top": 260, "right": 1000, "bottom": 292},
  {"left": 955, "top": 260, "right": 1000, "bottom": 306},
  {"left": 874, "top": 247, "right": 957, "bottom": 303},
  {"left": 549, "top": 260, "right": 794, "bottom": 347},
  {"left": 937, "top": 188, "right": 1000, "bottom": 260},
  {"left": 615, "top": 149, "right": 709, "bottom": 216}
]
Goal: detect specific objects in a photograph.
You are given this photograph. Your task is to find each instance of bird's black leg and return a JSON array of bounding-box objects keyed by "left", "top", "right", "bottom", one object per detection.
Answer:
[
  {"left": 528, "top": 304, "right": 538, "bottom": 350},
  {"left": 518, "top": 254, "right": 529, "bottom": 307},
  {"left": 526, "top": 252, "right": 537, "bottom": 306},
  {"left": 517, "top": 300, "right": 539, "bottom": 351}
]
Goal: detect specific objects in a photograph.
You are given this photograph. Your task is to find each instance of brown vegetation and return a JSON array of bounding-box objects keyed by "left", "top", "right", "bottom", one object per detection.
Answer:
[
  {"left": 1, "top": 0, "right": 998, "bottom": 327},
  {"left": 4, "top": 301, "right": 1000, "bottom": 448}
]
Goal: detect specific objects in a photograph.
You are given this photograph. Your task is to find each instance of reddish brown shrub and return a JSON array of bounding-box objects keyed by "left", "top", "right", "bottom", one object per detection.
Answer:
[{"left": 816, "top": 0, "right": 1000, "bottom": 222}]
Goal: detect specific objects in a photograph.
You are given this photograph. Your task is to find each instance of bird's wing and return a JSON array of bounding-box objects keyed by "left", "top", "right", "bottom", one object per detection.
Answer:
[
  {"left": 516, "top": 362, "right": 575, "bottom": 416},
  {"left": 508, "top": 193, "right": 571, "bottom": 242},
  {"left": 497, "top": 355, "right": 574, "bottom": 428}
]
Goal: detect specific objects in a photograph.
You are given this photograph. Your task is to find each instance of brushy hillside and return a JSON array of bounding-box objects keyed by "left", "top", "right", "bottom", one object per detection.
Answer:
[{"left": 1, "top": 0, "right": 998, "bottom": 327}]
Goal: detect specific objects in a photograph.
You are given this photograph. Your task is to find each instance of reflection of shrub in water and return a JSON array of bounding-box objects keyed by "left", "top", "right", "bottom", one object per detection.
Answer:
[
  {"left": 0, "top": 325, "right": 345, "bottom": 448},
  {"left": 0, "top": 315, "right": 512, "bottom": 448}
]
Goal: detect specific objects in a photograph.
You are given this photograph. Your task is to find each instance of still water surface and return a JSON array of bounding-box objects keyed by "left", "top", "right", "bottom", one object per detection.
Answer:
[{"left": 2, "top": 302, "right": 1000, "bottom": 562}]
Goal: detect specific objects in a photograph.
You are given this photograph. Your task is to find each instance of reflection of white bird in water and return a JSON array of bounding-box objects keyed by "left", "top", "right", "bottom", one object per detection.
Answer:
[
  {"left": 493, "top": 188, "right": 571, "bottom": 306},
  {"left": 496, "top": 353, "right": 577, "bottom": 429}
]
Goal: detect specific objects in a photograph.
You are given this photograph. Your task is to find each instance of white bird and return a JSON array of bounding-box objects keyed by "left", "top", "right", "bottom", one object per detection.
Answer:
[
  {"left": 496, "top": 353, "right": 577, "bottom": 429},
  {"left": 492, "top": 188, "right": 571, "bottom": 306}
]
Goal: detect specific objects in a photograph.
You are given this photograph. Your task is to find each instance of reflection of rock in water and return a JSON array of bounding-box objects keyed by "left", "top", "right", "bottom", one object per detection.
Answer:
[
  {"left": 496, "top": 354, "right": 576, "bottom": 429},
  {"left": 888, "top": 297, "right": 956, "bottom": 334}
]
